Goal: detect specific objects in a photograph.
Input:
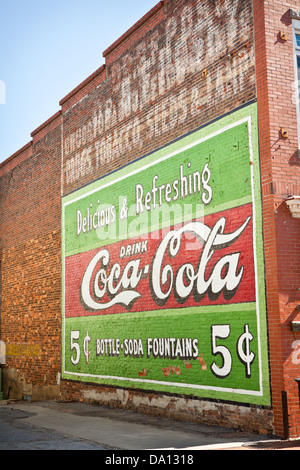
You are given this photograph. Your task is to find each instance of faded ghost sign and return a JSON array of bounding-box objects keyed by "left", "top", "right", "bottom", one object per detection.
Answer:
[{"left": 63, "top": 0, "right": 255, "bottom": 189}]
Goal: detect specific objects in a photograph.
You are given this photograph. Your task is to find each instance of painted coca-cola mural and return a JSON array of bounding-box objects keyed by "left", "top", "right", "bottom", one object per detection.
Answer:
[{"left": 61, "top": 104, "right": 271, "bottom": 405}]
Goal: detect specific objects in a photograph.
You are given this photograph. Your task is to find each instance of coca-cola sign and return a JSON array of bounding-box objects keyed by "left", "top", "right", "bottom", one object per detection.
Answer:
[{"left": 61, "top": 105, "right": 270, "bottom": 406}]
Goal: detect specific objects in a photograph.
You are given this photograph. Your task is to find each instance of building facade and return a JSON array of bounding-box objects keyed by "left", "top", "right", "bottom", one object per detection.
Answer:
[{"left": 0, "top": 0, "right": 299, "bottom": 439}]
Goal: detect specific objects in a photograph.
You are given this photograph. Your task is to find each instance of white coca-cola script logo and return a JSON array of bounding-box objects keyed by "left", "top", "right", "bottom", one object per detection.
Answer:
[{"left": 80, "top": 216, "right": 251, "bottom": 312}]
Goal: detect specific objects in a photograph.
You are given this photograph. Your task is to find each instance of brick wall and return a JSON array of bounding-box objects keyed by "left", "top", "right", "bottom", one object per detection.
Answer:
[
  {"left": 0, "top": 115, "right": 62, "bottom": 399},
  {"left": 59, "top": 0, "right": 272, "bottom": 434},
  {"left": 253, "top": 0, "right": 300, "bottom": 439},
  {"left": 1, "top": 0, "right": 299, "bottom": 437}
]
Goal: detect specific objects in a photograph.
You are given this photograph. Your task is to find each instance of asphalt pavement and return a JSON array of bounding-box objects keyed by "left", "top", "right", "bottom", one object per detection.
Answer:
[{"left": 0, "top": 399, "right": 299, "bottom": 452}]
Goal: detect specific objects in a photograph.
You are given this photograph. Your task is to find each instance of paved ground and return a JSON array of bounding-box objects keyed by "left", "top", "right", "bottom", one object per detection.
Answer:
[{"left": 0, "top": 399, "right": 299, "bottom": 451}]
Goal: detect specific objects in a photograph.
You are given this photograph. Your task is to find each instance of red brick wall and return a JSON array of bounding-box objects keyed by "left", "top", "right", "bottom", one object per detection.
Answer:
[
  {"left": 58, "top": 0, "right": 272, "bottom": 434},
  {"left": 0, "top": 0, "right": 270, "bottom": 431},
  {"left": 2, "top": 0, "right": 299, "bottom": 437},
  {"left": 253, "top": 0, "right": 300, "bottom": 439}
]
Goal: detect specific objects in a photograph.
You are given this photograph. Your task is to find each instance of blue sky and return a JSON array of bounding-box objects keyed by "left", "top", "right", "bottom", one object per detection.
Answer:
[{"left": 0, "top": 0, "right": 157, "bottom": 164}]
